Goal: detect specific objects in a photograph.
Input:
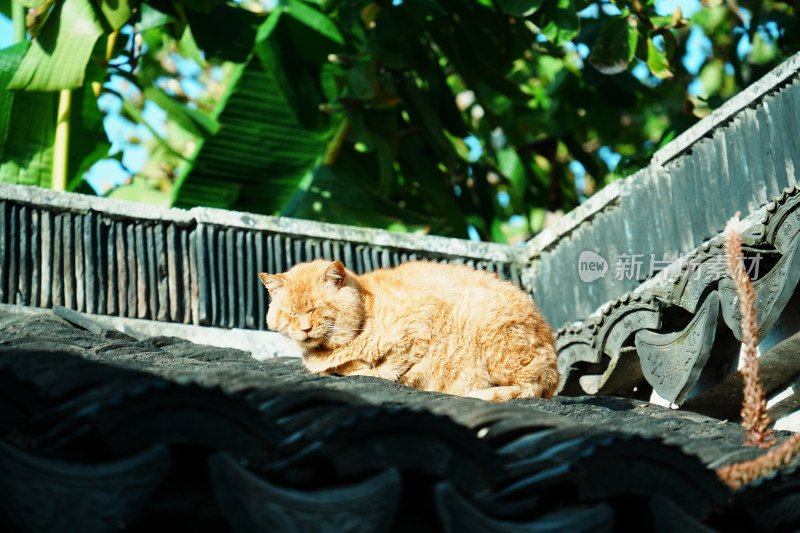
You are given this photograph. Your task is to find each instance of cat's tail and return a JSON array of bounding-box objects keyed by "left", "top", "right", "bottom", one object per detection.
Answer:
[
  {"left": 467, "top": 351, "right": 560, "bottom": 402},
  {"left": 469, "top": 329, "right": 559, "bottom": 402},
  {"left": 466, "top": 376, "right": 556, "bottom": 403}
]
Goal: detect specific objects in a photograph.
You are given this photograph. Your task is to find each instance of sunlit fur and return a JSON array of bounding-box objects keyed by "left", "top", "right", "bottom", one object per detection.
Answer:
[{"left": 259, "top": 260, "right": 559, "bottom": 402}]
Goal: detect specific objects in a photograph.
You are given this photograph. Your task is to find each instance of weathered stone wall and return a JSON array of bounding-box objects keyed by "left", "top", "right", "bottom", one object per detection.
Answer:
[{"left": 0, "top": 183, "right": 520, "bottom": 332}]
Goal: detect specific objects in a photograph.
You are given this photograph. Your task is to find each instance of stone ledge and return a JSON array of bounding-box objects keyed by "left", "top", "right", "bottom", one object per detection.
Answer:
[
  {"left": 0, "top": 183, "right": 515, "bottom": 263},
  {"left": 0, "top": 303, "right": 301, "bottom": 360},
  {"left": 653, "top": 53, "right": 800, "bottom": 166}
]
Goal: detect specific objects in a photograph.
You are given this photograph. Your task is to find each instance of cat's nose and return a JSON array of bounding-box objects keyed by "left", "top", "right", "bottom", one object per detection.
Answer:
[{"left": 300, "top": 324, "right": 312, "bottom": 333}]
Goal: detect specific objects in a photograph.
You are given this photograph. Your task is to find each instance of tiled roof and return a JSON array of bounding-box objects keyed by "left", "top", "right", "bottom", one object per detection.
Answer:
[
  {"left": 557, "top": 181, "right": 800, "bottom": 425},
  {"left": 1, "top": 307, "right": 798, "bottom": 531}
]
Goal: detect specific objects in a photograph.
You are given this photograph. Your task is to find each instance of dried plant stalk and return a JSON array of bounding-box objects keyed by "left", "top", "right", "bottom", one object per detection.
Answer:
[
  {"left": 722, "top": 212, "right": 774, "bottom": 449},
  {"left": 714, "top": 211, "right": 792, "bottom": 490},
  {"left": 716, "top": 432, "right": 800, "bottom": 489}
]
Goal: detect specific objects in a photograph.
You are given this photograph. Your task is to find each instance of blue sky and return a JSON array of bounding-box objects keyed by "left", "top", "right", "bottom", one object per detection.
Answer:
[{"left": 0, "top": 15, "right": 10, "bottom": 48}]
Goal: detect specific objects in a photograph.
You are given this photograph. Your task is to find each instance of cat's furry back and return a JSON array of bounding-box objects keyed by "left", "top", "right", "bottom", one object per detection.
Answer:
[{"left": 259, "top": 260, "right": 559, "bottom": 402}]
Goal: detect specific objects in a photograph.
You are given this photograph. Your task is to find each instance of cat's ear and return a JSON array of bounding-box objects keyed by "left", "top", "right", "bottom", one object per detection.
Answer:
[
  {"left": 323, "top": 261, "right": 346, "bottom": 288},
  {"left": 259, "top": 273, "right": 284, "bottom": 293}
]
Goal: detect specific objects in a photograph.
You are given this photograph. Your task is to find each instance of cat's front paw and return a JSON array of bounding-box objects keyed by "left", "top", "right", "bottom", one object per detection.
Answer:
[
  {"left": 465, "top": 388, "right": 500, "bottom": 402},
  {"left": 466, "top": 385, "right": 544, "bottom": 402},
  {"left": 335, "top": 359, "right": 378, "bottom": 377},
  {"left": 349, "top": 366, "right": 382, "bottom": 378}
]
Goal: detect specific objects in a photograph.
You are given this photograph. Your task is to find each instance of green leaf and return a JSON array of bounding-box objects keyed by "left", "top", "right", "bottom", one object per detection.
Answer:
[
  {"left": 1, "top": 41, "right": 109, "bottom": 189},
  {"left": 0, "top": 41, "right": 56, "bottom": 187},
  {"left": 11, "top": 0, "right": 49, "bottom": 7},
  {"left": 369, "top": 6, "right": 423, "bottom": 70},
  {"left": 9, "top": 0, "right": 105, "bottom": 91},
  {"left": 689, "top": 5, "right": 727, "bottom": 33},
  {"left": 320, "top": 62, "right": 343, "bottom": 103},
  {"left": 0, "top": 90, "right": 57, "bottom": 186},
  {"left": 98, "top": 0, "right": 131, "bottom": 30},
  {"left": 698, "top": 58, "right": 723, "bottom": 96},
  {"left": 255, "top": 8, "right": 282, "bottom": 43},
  {"left": 496, "top": 0, "right": 545, "bottom": 17},
  {"left": 184, "top": 3, "right": 260, "bottom": 63},
  {"left": 318, "top": 0, "right": 345, "bottom": 13},
  {"left": 589, "top": 16, "right": 636, "bottom": 75},
  {"left": 360, "top": 109, "right": 397, "bottom": 195},
  {"left": 646, "top": 38, "right": 672, "bottom": 79},
  {"left": 749, "top": 31, "right": 778, "bottom": 65},
  {"left": 118, "top": 95, "right": 187, "bottom": 161},
  {"left": 396, "top": 134, "right": 470, "bottom": 237},
  {"left": 659, "top": 29, "right": 678, "bottom": 60},
  {"left": 107, "top": 177, "right": 171, "bottom": 206},
  {"left": 345, "top": 59, "right": 376, "bottom": 100},
  {"left": 283, "top": 0, "right": 345, "bottom": 46},
  {"left": 177, "top": 25, "right": 207, "bottom": 67},
  {"left": 138, "top": 3, "right": 176, "bottom": 31},
  {"left": 182, "top": 0, "right": 218, "bottom": 15},
  {"left": 374, "top": 10, "right": 464, "bottom": 134},
  {"left": 401, "top": 76, "right": 458, "bottom": 169},
  {"left": 539, "top": 0, "right": 579, "bottom": 46},
  {"left": 496, "top": 147, "right": 525, "bottom": 194},
  {"left": 281, "top": 3, "right": 346, "bottom": 66},
  {"left": 66, "top": 72, "right": 111, "bottom": 189},
  {"left": 0, "top": 41, "right": 28, "bottom": 134},
  {"left": 419, "top": 0, "right": 531, "bottom": 117},
  {"left": 443, "top": 131, "right": 471, "bottom": 162},
  {"left": 255, "top": 15, "right": 333, "bottom": 133},
  {"left": 143, "top": 85, "right": 219, "bottom": 138},
  {"left": 172, "top": 56, "right": 326, "bottom": 214},
  {"left": 285, "top": 164, "right": 431, "bottom": 232}
]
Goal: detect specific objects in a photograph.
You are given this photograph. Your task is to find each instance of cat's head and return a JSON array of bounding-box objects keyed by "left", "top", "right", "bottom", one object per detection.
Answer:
[{"left": 259, "top": 260, "right": 364, "bottom": 352}]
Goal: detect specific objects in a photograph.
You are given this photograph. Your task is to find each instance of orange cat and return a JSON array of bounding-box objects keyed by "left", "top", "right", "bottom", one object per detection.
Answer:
[{"left": 258, "top": 260, "right": 558, "bottom": 402}]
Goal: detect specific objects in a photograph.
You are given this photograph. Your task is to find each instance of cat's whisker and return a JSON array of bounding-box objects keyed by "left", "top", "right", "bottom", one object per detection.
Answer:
[
  {"left": 328, "top": 329, "right": 362, "bottom": 336},
  {"left": 326, "top": 325, "right": 364, "bottom": 334}
]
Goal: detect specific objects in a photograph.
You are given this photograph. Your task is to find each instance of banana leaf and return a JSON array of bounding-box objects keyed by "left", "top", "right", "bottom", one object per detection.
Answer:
[
  {"left": 8, "top": 0, "right": 105, "bottom": 91},
  {"left": 171, "top": 7, "right": 330, "bottom": 214},
  {"left": 0, "top": 42, "right": 110, "bottom": 188},
  {"left": 170, "top": 55, "right": 326, "bottom": 213}
]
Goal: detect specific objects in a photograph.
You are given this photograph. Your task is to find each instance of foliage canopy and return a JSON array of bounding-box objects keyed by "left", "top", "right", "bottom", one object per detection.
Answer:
[{"left": 0, "top": 0, "right": 798, "bottom": 242}]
